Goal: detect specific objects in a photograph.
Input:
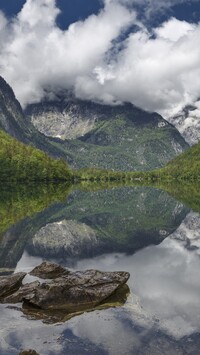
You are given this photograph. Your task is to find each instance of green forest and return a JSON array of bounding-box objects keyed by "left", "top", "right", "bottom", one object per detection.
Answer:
[
  {"left": 0, "top": 129, "right": 72, "bottom": 182},
  {"left": 0, "top": 127, "right": 199, "bottom": 183},
  {"left": 151, "top": 141, "right": 200, "bottom": 181}
]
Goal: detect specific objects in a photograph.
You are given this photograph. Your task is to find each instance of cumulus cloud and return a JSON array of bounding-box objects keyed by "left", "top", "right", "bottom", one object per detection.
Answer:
[
  {"left": 0, "top": 0, "right": 135, "bottom": 106},
  {"left": 75, "top": 17, "right": 200, "bottom": 116},
  {"left": 0, "top": 0, "right": 200, "bottom": 119}
]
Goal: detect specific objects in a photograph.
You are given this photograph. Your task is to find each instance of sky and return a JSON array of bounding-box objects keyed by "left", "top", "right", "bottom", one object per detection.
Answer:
[{"left": 0, "top": 0, "right": 200, "bottom": 118}]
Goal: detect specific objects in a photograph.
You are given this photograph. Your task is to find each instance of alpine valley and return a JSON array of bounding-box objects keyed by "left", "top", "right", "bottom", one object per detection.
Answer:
[{"left": 0, "top": 76, "right": 188, "bottom": 172}]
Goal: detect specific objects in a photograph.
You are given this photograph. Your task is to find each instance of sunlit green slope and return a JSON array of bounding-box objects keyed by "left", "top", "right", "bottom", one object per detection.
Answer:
[
  {"left": 154, "top": 141, "right": 200, "bottom": 180},
  {"left": 0, "top": 129, "right": 71, "bottom": 181}
]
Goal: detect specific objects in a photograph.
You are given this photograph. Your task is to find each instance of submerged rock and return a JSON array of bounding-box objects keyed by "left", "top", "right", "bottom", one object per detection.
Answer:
[
  {"left": 19, "top": 350, "right": 40, "bottom": 355},
  {"left": 30, "top": 261, "right": 68, "bottom": 279},
  {"left": 0, "top": 272, "right": 26, "bottom": 299}
]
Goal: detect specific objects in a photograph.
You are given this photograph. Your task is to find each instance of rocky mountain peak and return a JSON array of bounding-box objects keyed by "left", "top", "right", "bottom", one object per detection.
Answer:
[{"left": 168, "top": 99, "right": 200, "bottom": 146}]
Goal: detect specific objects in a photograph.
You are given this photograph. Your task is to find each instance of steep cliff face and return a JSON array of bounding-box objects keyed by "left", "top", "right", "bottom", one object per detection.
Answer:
[
  {"left": 25, "top": 100, "right": 97, "bottom": 140},
  {"left": 25, "top": 97, "right": 189, "bottom": 171},
  {"left": 0, "top": 76, "right": 73, "bottom": 161},
  {"left": 168, "top": 101, "right": 200, "bottom": 146},
  {"left": 0, "top": 76, "right": 28, "bottom": 142}
]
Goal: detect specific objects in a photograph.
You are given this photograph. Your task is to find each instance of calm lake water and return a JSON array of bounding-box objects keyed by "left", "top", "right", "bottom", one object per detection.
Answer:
[{"left": 0, "top": 185, "right": 200, "bottom": 355}]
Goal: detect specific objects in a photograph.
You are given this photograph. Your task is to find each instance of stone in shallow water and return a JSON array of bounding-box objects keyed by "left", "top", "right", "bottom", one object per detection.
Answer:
[
  {"left": 0, "top": 262, "right": 130, "bottom": 323},
  {"left": 29, "top": 261, "right": 68, "bottom": 279},
  {"left": 19, "top": 350, "right": 40, "bottom": 355},
  {"left": 25, "top": 268, "right": 130, "bottom": 310},
  {"left": 0, "top": 272, "right": 26, "bottom": 299}
]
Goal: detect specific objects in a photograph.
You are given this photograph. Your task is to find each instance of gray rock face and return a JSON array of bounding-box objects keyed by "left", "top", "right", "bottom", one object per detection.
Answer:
[
  {"left": 0, "top": 76, "right": 72, "bottom": 161},
  {"left": 0, "top": 272, "right": 26, "bottom": 299},
  {"left": 3, "top": 281, "right": 40, "bottom": 304},
  {"left": 28, "top": 102, "right": 96, "bottom": 140},
  {"left": 0, "top": 76, "right": 28, "bottom": 142},
  {"left": 168, "top": 101, "right": 200, "bottom": 146}
]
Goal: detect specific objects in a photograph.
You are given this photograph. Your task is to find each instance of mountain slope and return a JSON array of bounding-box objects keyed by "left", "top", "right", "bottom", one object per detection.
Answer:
[
  {"left": 0, "top": 129, "right": 71, "bottom": 181},
  {"left": 162, "top": 141, "right": 200, "bottom": 179},
  {"left": 0, "top": 76, "right": 28, "bottom": 141},
  {"left": 0, "top": 76, "right": 74, "bottom": 162},
  {"left": 0, "top": 76, "right": 189, "bottom": 171},
  {"left": 150, "top": 141, "right": 200, "bottom": 182},
  {"left": 25, "top": 97, "right": 188, "bottom": 171}
]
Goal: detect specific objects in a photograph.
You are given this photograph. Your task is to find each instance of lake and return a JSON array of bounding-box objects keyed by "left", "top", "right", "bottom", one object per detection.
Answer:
[{"left": 0, "top": 184, "right": 200, "bottom": 355}]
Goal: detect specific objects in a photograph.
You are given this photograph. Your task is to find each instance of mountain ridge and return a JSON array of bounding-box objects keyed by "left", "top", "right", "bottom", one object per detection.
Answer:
[
  {"left": 24, "top": 94, "right": 189, "bottom": 171},
  {"left": 0, "top": 75, "right": 189, "bottom": 171}
]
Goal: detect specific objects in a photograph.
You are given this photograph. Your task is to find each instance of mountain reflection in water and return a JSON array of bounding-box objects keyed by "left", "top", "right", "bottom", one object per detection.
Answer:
[
  {"left": 0, "top": 186, "right": 188, "bottom": 272},
  {"left": 0, "top": 183, "right": 200, "bottom": 355}
]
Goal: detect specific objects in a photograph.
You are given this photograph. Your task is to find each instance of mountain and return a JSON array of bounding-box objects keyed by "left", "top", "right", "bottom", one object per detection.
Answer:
[
  {"left": 25, "top": 96, "right": 189, "bottom": 171},
  {"left": 157, "top": 140, "right": 200, "bottom": 180},
  {"left": 0, "top": 76, "right": 28, "bottom": 142},
  {"left": 0, "top": 75, "right": 188, "bottom": 171},
  {"left": 0, "top": 129, "right": 71, "bottom": 181},
  {"left": 167, "top": 100, "right": 200, "bottom": 146},
  {"left": 0, "top": 76, "right": 74, "bottom": 162}
]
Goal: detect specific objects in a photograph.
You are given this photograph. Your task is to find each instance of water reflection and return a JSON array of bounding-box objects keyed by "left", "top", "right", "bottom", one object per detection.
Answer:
[
  {"left": 0, "top": 186, "right": 188, "bottom": 272},
  {"left": 0, "top": 184, "right": 200, "bottom": 354},
  {"left": 73, "top": 234, "right": 200, "bottom": 339}
]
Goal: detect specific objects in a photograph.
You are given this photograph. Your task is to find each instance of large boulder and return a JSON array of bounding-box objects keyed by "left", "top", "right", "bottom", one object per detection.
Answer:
[{"left": 25, "top": 268, "right": 130, "bottom": 311}]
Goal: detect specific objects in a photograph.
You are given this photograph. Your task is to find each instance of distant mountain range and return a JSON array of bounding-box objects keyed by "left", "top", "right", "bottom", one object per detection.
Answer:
[{"left": 0, "top": 75, "right": 189, "bottom": 171}]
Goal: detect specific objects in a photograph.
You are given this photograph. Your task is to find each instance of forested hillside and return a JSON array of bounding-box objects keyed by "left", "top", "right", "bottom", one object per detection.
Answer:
[
  {"left": 0, "top": 129, "right": 72, "bottom": 181},
  {"left": 155, "top": 142, "right": 200, "bottom": 180}
]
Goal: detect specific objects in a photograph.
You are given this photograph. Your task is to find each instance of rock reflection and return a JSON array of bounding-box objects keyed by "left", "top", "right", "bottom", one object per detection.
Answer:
[{"left": 22, "top": 284, "right": 130, "bottom": 324}]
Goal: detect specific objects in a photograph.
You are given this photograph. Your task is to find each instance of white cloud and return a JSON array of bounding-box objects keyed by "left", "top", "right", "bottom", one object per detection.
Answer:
[
  {"left": 0, "top": 0, "right": 135, "bottom": 107},
  {"left": 75, "top": 17, "right": 200, "bottom": 116},
  {"left": 0, "top": 0, "right": 200, "bottom": 120},
  {"left": 155, "top": 17, "right": 196, "bottom": 41},
  {"left": 73, "top": 213, "right": 200, "bottom": 340}
]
